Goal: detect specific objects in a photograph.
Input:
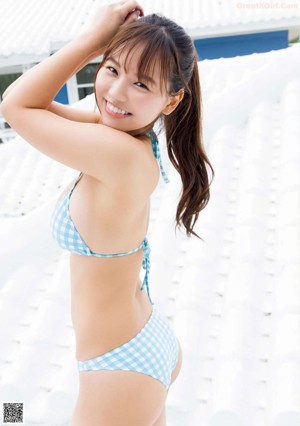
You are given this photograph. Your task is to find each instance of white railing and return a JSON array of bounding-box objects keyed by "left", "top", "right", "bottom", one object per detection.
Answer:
[{"left": 0, "top": 114, "right": 16, "bottom": 144}]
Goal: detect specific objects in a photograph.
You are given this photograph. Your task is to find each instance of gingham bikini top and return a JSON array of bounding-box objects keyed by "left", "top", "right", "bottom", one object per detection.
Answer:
[{"left": 51, "top": 129, "right": 169, "bottom": 305}]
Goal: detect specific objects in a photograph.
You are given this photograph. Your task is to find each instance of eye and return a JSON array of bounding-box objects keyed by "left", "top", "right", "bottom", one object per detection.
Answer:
[
  {"left": 135, "top": 81, "right": 149, "bottom": 90},
  {"left": 106, "top": 66, "right": 117, "bottom": 74}
]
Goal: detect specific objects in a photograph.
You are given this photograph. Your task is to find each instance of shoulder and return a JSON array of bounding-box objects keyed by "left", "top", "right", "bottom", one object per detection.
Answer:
[
  {"left": 101, "top": 130, "right": 160, "bottom": 196},
  {"left": 84, "top": 126, "right": 160, "bottom": 199}
]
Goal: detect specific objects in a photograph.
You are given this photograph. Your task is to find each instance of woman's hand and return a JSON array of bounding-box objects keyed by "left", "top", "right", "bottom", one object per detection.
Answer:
[
  {"left": 83, "top": 0, "right": 144, "bottom": 49},
  {"left": 0, "top": 0, "right": 144, "bottom": 115}
]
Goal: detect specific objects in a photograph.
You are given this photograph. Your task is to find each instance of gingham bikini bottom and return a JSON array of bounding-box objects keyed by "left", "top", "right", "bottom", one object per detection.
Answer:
[{"left": 77, "top": 306, "right": 179, "bottom": 390}]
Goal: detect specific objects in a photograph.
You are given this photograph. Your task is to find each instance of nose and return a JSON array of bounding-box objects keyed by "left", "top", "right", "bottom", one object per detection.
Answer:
[{"left": 108, "top": 77, "right": 128, "bottom": 104}]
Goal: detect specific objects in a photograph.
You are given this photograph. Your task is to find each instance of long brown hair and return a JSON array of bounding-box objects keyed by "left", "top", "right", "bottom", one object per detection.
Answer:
[{"left": 94, "top": 14, "right": 215, "bottom": 241}]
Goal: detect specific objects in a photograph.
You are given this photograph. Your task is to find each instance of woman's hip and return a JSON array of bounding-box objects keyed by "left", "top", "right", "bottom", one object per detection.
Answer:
[{"left": 77, "top": 306, "right": 180, "bottom": 390}]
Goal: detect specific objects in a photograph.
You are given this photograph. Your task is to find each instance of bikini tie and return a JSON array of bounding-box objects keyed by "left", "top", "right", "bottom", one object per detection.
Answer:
[
  {"left": 141, "top": 237, "right": 154, "bottom": 305},
  {"left": 145, "top": 130, "right": 170, "bottom": 184}
]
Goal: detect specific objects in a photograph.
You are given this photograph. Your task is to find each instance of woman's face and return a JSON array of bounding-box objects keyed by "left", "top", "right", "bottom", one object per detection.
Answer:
[{"left": 94, "top": 45, "right": 171, "bottom": 134}]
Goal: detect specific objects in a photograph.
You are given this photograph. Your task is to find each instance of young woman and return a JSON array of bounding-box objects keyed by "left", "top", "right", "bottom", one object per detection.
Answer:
[{"left": 1, "top": 1, "right": 214, "bottom": 425}]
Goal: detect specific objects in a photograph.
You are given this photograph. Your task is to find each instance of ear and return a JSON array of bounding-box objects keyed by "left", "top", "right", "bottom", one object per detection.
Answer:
[{"left": 162, "top": 90, "right": 185, "bottom": 116}]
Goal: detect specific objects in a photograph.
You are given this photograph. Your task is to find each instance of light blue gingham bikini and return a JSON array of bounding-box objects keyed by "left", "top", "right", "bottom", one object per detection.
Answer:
[{"left": 51, "top": 129, "right": 179, "bottom": 389}]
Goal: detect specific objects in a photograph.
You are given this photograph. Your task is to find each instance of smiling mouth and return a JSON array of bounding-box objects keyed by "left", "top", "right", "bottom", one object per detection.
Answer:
[{"left": 105, "top": 100, "right": 132, "bottom": 116}]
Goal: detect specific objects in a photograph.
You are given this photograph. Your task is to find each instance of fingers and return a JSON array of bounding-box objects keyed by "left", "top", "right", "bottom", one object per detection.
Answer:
[
  {"left": 124, "top": 8, "right": 141, "bottom": 24},
  {"left": 119, "top": 0, "right": 144, "bottom": 17}
]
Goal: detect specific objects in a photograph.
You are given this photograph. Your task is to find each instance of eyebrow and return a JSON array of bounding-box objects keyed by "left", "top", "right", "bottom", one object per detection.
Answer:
[{"left": 106, "top": 56, "right": 157, "bottom": 87}]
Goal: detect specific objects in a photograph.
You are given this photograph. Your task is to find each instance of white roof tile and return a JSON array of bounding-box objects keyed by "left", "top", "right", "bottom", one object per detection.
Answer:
[
  {"left": 0, "top": 137, "right": 78, "bottom": 218},
  {"left": 0, "top": 0, "right": 299, "bottom": 65}
]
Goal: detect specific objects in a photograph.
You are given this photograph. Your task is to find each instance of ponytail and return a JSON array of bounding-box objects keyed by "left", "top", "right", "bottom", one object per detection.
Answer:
[
  {"left": 164, "top": 55, "right": 215, "bottom": 240},
  {"left": 99, "top": 14, "right": 215, "bottom": 240}
]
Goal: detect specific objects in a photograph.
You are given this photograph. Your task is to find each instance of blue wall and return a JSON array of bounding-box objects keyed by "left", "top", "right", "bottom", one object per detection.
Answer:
[
  {"left": 54, "top": 84, "right": 69, "bottom": 104},
  {"left": 195, "top": 30, "right": 288, "bottom": 60}
]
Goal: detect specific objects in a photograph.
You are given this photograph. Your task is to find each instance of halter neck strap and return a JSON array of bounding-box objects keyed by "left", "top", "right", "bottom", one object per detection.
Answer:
[{"left": 144, "top": 129, "right": 170, "bottom": 184}]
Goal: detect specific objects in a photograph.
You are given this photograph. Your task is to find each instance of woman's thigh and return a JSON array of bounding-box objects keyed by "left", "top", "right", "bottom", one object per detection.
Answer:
[{"left": 71, "top": 370, "right": 168, "bottom": 426}]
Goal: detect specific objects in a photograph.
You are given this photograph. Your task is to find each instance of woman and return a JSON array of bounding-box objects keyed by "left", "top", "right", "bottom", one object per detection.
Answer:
[{"left": 1, "top": 1, "right": 214, "bottom": 425}]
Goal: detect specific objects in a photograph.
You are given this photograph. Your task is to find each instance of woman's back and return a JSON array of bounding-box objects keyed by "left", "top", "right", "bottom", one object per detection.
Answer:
[
  {"left": 52, "top": 133, "right": 158, "bottom": 254},
  {"left": 51, "top": 129, "right": 168, "bottom": 361}
]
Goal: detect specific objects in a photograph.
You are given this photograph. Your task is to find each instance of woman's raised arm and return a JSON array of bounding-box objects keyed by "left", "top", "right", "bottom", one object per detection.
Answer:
[{"left": 0, "top": 1, "right": 145, "bottom": 185}]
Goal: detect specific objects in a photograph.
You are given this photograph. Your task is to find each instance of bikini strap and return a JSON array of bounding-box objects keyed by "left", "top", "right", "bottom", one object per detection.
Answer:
[
  {"left": 145, "top": 130, "right": 170, "bottom": 184},
  {"left": 70, "top": 171, "right": 83, "bottom": 193},
  {"left": 141, "top": 238, "right": 154, "bottom": 305}
]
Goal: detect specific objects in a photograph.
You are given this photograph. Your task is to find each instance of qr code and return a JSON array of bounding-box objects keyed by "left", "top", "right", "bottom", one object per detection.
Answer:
[{"left": 3, "top": 402, "right": 23, "bottom": 423}]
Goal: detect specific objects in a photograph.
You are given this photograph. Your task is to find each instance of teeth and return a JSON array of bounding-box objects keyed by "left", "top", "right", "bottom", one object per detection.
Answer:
[{"left": 107, "top": 101, "right": 129, "bottom": 115}]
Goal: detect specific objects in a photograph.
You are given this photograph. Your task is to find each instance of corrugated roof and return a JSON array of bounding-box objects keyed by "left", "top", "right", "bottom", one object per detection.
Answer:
[
  {"left": 0, "top": 43, "right": 299, "bottom": 425},
  {"left": 0, "top": 0, "right": 299, "bottom": 66}
]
